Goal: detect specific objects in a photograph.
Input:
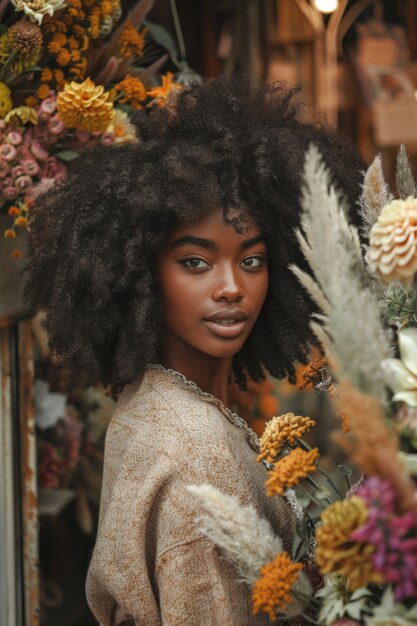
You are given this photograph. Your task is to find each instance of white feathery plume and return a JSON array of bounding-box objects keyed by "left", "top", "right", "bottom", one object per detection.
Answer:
[
  {"left": 290, "top": 144, "right": 391, "bottom": 404},
  {"left": 187, "top": 484, "right": 311, "bottom": 617},
  {"left": 358, "top": 154, "right": 393, "bottom": 238},
  {"left": 396, "top": 144, "right": 417, "bottom": 199}
]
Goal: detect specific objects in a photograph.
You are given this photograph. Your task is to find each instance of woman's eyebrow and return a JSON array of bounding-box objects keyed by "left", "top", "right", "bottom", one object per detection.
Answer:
[
  {"left": 169, "top": 234, "right": 266, "bottom": 251},
  {"left": 169, "top": 235, "right": 217, "bottom": 250},
  {"left": 241, "top": 235, "right": 266, "bottom": 250}
]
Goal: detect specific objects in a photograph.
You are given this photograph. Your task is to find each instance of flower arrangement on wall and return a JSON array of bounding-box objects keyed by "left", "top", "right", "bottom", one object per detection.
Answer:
[
  {"left": 189, "top": 145, "right": 417, "bottom": 624},
  {"left": 0, "top": 0, "right": 185, "bottom": 257}
]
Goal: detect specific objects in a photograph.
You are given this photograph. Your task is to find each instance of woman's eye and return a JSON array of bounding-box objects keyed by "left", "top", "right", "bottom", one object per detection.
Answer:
[
  {"left": 241, "top": 256, "right": 265, "bottom": 269},
  {"left": 180, "top": 258, "right": 210, "bottom": 270}
]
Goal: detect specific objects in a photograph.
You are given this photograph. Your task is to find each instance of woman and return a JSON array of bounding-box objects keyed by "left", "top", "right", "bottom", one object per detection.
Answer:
[{"left": 24, "top": 76, "right": 364, "bottom": 625}]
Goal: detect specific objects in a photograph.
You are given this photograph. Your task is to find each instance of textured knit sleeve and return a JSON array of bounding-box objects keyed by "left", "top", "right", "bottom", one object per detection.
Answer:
[{"left": 156, "top": 536, "right": 272, "bottom": 626}]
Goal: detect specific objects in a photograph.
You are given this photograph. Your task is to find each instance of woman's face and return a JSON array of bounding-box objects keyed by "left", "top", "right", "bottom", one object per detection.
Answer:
[{"left": 157, "top": 208, "right": 269, "bottom": 366}]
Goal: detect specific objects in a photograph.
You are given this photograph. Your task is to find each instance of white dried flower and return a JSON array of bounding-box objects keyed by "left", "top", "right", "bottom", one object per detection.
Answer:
[
  {"left": 368, "top": 197, "right": 417, "bottom": 290},
  {"left": 11, "top": 0, "right": 66, "bottom": 25}
]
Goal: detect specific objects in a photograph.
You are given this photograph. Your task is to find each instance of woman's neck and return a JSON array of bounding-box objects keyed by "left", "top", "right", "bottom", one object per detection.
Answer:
[{"left": 160, "top": 350, "right": 233, "bottom": 406}]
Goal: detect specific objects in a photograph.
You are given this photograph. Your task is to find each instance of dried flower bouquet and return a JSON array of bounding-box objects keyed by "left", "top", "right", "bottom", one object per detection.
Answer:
[
  {"left": 189, "top": 144, "right": 417, "bottom": 625},
  {"left": 0, "top": 0, "right": 188, "bottom": 256}
]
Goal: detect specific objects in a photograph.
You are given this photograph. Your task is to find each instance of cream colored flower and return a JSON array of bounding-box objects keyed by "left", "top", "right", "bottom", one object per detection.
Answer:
[
  {"left": 11, "top": 0, "right": 66, "bottom": 25},
  {"left": 381, "top": 327, "right": 417, "bottom": 407},
  {"left": 364, "top": 586, "right": 417, "bottom": 626},
  {"left": 368, "top": 197, "right": 417, "bottom": 290},
  {"left": 107, "top": 109, "right": 138, "bottom": 145},
  {"left": 5, "top": 106, "right": 38, "bottom": 126}
]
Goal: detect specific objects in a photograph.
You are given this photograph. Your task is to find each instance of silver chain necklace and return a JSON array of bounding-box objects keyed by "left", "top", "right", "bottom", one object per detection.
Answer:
[{"left": 146, "top": 364, "right": 260, "bottom": 453}]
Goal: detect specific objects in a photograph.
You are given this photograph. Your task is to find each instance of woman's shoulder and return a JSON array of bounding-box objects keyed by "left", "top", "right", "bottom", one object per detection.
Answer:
[{"left": 112, "top": 367, "right": 233, "bottom": 437}]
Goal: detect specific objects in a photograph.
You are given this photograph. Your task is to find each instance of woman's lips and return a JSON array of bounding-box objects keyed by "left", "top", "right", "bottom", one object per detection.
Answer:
[{"left": 203, "top": 319, "right": 247, "bottom": 338}]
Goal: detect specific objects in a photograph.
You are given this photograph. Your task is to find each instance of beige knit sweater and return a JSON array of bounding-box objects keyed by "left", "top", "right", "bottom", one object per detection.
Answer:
[{"left": 86, "top": 366, "right": 298, "bottom": 626}]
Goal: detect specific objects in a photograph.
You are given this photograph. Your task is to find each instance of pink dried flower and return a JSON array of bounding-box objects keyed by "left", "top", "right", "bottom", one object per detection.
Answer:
[
  {"left": 12, "top": 165, "right": 25, "bottom": 179},
  {"left": 99, "top": 131, "right": 114, "bottom": 146},
  {"left": 351, "top": 477, "right": 417, "bottom": 600},
  {"left": 40, "top": 156, "right": 66, "bottom": 181},
  {"left": 7, "top": 130, "right": 23, "bottom": 146},
  {"left": 0, "top": 160, "right": 10, "bottom": 178},
  {"left": 2, "top": 186, "right": 18, "bottom": 200},
  {"left": 15, "top": 175, "right": 32, "bottom": 192},
  {"left": 39, "top": 96, "right": 56, "bottom": 118},
  {"left": 21, "top": 158, "right": 40, "bottom": 177},
  {"left": 0, "top": 144, "right": 17, "bottom": 161},
  {"left": 0, "top": 120, "right": 6, "bottom": 131},
  {"left": 30, "top": 141, "right": 48, "bottom": 162},
  {"left": 48, "top": 115, "right": 65, "bottom": 136}
]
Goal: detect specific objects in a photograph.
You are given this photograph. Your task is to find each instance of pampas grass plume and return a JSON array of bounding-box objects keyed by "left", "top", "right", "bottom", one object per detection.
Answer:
[{"left": 187, "top": 484, "right": 311, "bottom": 617}]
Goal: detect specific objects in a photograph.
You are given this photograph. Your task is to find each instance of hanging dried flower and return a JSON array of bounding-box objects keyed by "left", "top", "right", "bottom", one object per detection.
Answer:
[
  {"left": 252, "top": 551, "right": 303, "bottom": 621},
  {"left": 114, "top": 75, "right": 146, "bottom": 110},
  {"left": 265, "top": 447, "right": 319, "bottom": 496},
  {"left": 10, "top": 0, "right": 67, "bottom": 25},
  {"left": 299, "top": 356, "right": 327, "bottom": 390},
  {"left": 115, "top": 21, "right": 146, "bottom": 59},
  {"left": 257, "top": 413, "right": 316, "bottom": 464},
  {"left": 368, "top": 197, "right": 417, "bottom": 290},
  {"left": 56, "top": 78, "right": 114, "bottom": 133},
  {"left": 147, "top": 72, "right": 182, "bottom": 108},
  {"left": 315, "top": 497, "right": 383, "bottom": 590}
]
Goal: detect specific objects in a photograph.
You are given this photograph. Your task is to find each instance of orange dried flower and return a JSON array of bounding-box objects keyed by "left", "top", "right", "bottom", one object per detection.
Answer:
[
  {"left": 25, "top": 96, "right": 38, "bottom": 107},
  {"left": 266, "top": 447, "right": 319, "bottom": 496},
  {"left": 8, "top": 206, "right": 20, "bottom": 217},
  {"left": 12, "top": 249, "right": 23, "bottom": 259},
  {"left": 5, "top": 229, "right": 16, "bottom": 239},
  {"left": 41, "top": 67, "right": 53, "bottom": 82},
  {"left": 299, "top": 356, "right": 327, "bottom": 390},
  {"left": 116, "top": 21, "right": 146, "bottom": 58},
  {"left": 315, "top": 497, "right": 383, "bottom": 590},
  {"left": 115, "top": 75, "right": 146, "bottom": 109},
  {"left": 257, "top": 413, "right": 316, "bottom": 463},
  {"left": 15, "top": 216, "right": 28, "bottom": 228},
  {"left": 57, "top": 48, "right": 72, "bottom": 66},
  {"left": 37, "top": 83, "right": 51, "bottom": 100},
  {"left": 147, "top": 72, "right": 181, "bottom": 108},
  {"left": 252, "top": 552, "right": 302, "bottom": 621}
]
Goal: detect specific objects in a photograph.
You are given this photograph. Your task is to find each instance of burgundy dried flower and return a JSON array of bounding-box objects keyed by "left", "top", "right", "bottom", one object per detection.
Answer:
[{"left": 351, "top": 477, "right": 417, "bottom": 600}]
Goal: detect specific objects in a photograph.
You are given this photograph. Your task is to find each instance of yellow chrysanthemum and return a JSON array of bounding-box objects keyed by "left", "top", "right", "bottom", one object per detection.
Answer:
[
  {"left": 315, "top": 497, "right": 383, "bottom": 590},
  {"left": 57, "top": 77, "right": 114, "bottom": 132},
  {"left": 5, "top": 106, "right": 38, "bottom": 125},
  {"left": 252, "top": 552, "right": 303, "bottom": 621},
  {"left": 266, "top": 447, "right": 319, "bottom": 497},
  {"left": 115, "top": 75, "right": 146, "bottom": 109},
  {"left": 257, "top": 413, "right": 316, "bottom": 463},
  {"left": 147, "top": 72, "right": 182, "bottom": 108},
  {"left": 0, "top": 82, "right": 13, "bottom": 117},
  {"left": 116, "top": 21, "right": 146, "bottom": 58}
]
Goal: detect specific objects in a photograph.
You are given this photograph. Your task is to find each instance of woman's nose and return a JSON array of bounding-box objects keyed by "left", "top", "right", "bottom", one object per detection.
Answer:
[{"left": 211, "top": 265, "right": 243, "bottom": 302}]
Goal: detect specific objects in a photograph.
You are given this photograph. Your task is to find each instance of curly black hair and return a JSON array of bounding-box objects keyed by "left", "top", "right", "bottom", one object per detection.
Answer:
[{"left": 23, "top": 75, "right": 365, "bottom": 396}]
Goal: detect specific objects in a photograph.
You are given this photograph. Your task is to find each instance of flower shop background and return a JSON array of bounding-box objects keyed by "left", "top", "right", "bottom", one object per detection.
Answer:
[{"left": 2, "top": 1, "right": 417, "bottom": 626}]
